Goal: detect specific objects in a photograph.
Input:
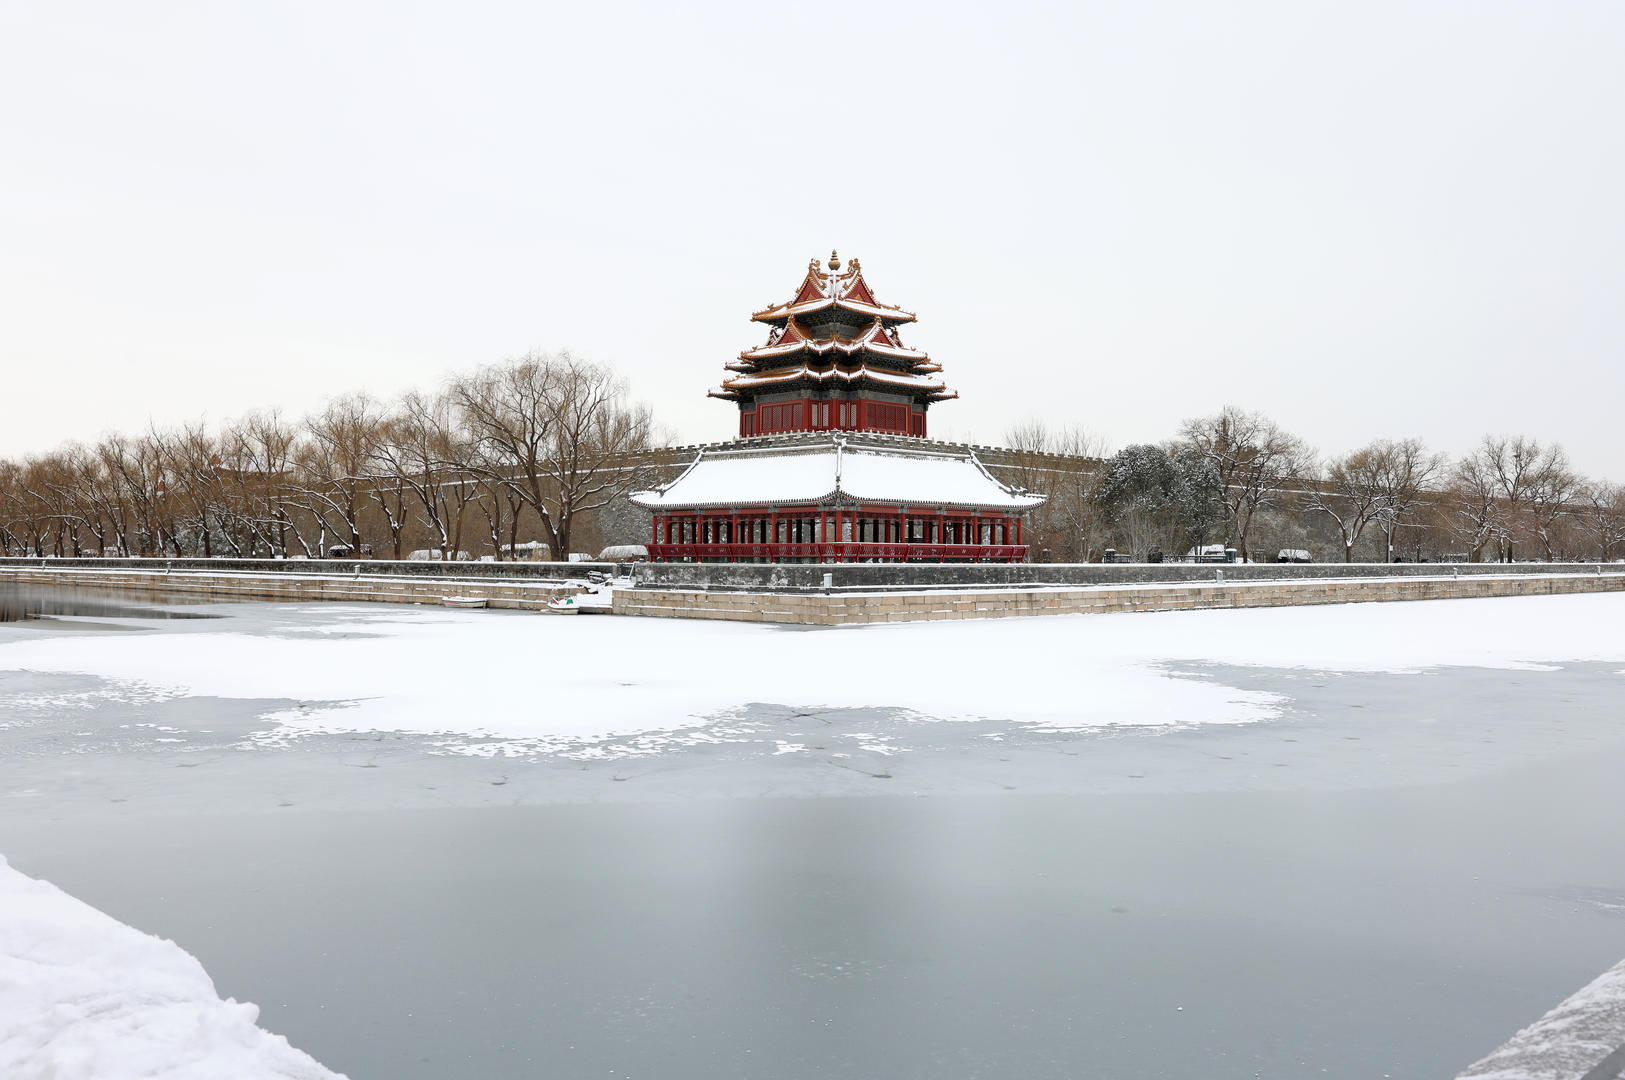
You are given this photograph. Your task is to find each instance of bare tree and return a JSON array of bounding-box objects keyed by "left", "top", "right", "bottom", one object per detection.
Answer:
[
  {"left": 1522, "top": 447, "right": 1581, "bottom": 561},
  {"left": 1306, "top": 447, "right": 1381, "bottom": 562},
  {"left": 1370, "top": 438, "right": 1444, "bottom": 562},
  {"left": 223, "top": 410, "right": 313, "bottom": 557},
  {"left": 1575, "top": 481, "right": 1625, "bottom": 562},
  {"left": 1447, "top": 451, "right": 1505, "bottom": 562},
  {"left": 294, "top": 394, "right": 387, "bottom": 555},
  {"left": 154, "top": 423, "right": 236, "bottom": 558},
  {"left": 22, "top": 452, "right": 87, "bottom": 556},
  {"left": 373, "top": 390, "right": 479, "bottom": 560},
  {"left": 0, "top": 458, "right": 26, "bottom": 554},
  {"left": 1002, "top": 419, "right": 1106, "bottom": 562},
  {"left": 103, "top": 433, "right": 176, "bottom": 556},
  {"left": 1459, "top": 435, "right": 1572, "bottom": 562},
  {"left": 1177, "top": 406, "right": 1314, "bottom": 562},
  {"left": 1309, "top": 438, "right": 1443, "bottom": 562},
  {"left": 452, "top": 352, "right": 660, "bottom": 561}
]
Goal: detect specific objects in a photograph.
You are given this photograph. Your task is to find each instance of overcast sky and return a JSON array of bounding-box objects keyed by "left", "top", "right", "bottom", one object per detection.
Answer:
[{"left": 3, "top": 2, "right": 1623, "bottom": 476}]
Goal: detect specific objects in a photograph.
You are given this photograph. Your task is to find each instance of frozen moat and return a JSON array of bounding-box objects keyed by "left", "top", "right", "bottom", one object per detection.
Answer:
[{"left": 3, "top": 585, "right": 1625, "bottom": 1078}]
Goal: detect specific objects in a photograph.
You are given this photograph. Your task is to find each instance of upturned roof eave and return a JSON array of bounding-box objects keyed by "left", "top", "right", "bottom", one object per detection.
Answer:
[{"left": 750, "top": 297, "right": 918, "bottom": 325}]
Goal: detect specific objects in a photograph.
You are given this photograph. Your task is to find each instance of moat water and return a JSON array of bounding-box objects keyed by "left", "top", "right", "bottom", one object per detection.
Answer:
[{"left": 3, "top": 585, "right": 1624, "bottom": 1079}]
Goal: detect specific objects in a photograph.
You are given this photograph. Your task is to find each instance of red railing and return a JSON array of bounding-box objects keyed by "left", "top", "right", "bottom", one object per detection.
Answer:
[{"left": 646, "top": 542, "right": 1029, "bottom": 563}]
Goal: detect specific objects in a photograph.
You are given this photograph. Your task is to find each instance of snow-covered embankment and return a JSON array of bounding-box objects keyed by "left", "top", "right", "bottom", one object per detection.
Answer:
[{"left": 0, "top": 855, "right": 342, "bottom": 1080}]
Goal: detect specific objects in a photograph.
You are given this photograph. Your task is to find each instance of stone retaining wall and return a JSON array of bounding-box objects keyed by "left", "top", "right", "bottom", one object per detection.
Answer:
[
  {"left": 0, "top": 556, "right": 612, "bottom": 580},
  {"left": 630, "top": 560, "right": 1623, "bottom": 592},
  {"left": 0, "top": 566, "right": 584, "bottom": 611},
  {"left": 8, "top": 564, "right": 1624, "bottom": 625},
  {"left": 612, "top": 572, "right": 1625, "bottom": 625}
]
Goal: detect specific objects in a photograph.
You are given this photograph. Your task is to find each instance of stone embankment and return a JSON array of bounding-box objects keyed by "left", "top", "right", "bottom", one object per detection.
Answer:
[
  {"left": 0, "top": 560, "right": 602, "bottom": 611},
  {"left": 1457, "top": 956, "right": 1625, "bottom": 1080},
  {"left": 2, "top": 558, "right": 1622, "bottom": 624},
  {"left": 614, "top": 570, "right": 1625, "bottom": 624}
]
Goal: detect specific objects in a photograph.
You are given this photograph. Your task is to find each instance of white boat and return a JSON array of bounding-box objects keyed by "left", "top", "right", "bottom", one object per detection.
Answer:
[
  {"left": 547, "top": 586, "right": 613, "bottom": 615},
  {"left": 441, "top": 596, "right": 488, "bottom": 609}
]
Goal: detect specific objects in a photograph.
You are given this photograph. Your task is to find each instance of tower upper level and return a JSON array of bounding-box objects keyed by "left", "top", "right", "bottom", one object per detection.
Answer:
[{"left": 711, "top": 252, "right": 956, "bottom": 439}]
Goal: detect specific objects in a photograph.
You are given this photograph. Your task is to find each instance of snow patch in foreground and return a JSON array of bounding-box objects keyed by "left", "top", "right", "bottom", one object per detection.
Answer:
[{"left": 0, "top": 855, "right": 342, "bottom": 1080}]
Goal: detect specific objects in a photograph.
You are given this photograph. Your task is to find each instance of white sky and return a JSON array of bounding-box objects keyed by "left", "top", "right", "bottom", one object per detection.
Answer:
[{"left": 3, "top": 2, "right": 1623, "bottom": 476}]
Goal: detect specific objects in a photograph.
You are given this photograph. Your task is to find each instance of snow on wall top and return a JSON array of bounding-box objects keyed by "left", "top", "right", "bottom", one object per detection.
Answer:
[{"left": 630, "top": 439, "right": 1044, "bottom": 511}]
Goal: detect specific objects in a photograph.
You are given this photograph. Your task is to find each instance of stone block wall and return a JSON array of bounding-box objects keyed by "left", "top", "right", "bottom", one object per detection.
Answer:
[
  {"left": 613, "top": 571, "right": 1625, "bottom": 626},
  {"left": 0, "top": 566, "right": 586, "bottom": 610},
  {"left": 630, "top": 560, "right": 1623, "bottom": 593}
]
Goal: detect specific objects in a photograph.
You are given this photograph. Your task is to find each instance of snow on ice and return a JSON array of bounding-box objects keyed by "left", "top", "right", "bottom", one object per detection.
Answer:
[
  {"left": 0, "top": 855, "right": 342, "bottom": 1080},
  {"left": 0, "top": 591, "right": 1623, "bottom": 749}
]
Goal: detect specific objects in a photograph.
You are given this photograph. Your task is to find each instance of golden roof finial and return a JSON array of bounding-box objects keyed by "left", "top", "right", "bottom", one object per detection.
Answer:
[{"left": 829, "top": 249, "right": 841, "bottom": 271}]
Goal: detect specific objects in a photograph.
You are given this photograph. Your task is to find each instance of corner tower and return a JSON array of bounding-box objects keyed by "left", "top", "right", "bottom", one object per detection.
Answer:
[{"left": 710, "top": 251, "right": 957, "bottom": 438}]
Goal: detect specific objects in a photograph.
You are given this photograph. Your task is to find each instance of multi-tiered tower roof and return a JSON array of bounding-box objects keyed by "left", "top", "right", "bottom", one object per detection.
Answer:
[
  {"left": 630, "top": 251, "right": 1041, "bottom": 564},
  {"left": 712, "top": 251, "right": 956, "bottom": 438}
]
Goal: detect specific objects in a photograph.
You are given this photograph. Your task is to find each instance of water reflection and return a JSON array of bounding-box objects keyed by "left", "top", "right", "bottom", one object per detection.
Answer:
[{"left": 0, "top": 584, "right": 221, "bottom": 624}]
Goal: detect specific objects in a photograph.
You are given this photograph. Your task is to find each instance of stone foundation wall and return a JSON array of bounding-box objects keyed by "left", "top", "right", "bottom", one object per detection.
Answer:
[
  {"left": 0, "top": 556, "right": 611, "bottom": 580},
  {"left": 631, "top": 559, "right": 1622, "bottom": 592},
  {"left": 0, "top": 566, "right": 585, "bottom": 611},
  {"left": 612, "top": 572, "right": 1625, "bottom": 625},
  {"left": 8, "top": 563, "right": 1623, "bottom": 626}
]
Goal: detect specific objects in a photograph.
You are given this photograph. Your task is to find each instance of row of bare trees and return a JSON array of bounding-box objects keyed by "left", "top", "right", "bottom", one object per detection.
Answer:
[
  {"left": 1008, "top": 405, "right": 1625, "bottom": 563},
  {"left": 0, "top": 352, "right": 662, "bottom": 562},
  {"left": 1307, "top": 426, "right": 1625, "bottom": 563}
]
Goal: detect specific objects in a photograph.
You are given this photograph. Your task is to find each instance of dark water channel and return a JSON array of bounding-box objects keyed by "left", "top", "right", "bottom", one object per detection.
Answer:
[
  {"left": 0, "top": 582, "right": 220, "bottom": 623},
  {"left": 3, "top": 586, "right": 1625, "bottom": 1078}
]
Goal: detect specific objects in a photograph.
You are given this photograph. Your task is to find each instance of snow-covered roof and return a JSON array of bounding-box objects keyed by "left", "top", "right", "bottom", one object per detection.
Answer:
[
  {"left": 749, "top": 254, "right": 917, "bottom": 326},
  {"left": 719, "top": 364, "right": 948, "bottom": 393},
  {"left": 630, "top": 438, "right": 1044, "bottom": 511},
  {"left": 751, "top": 295, "right": 917, "bottom": 325},
  {"left": 740, "top": 318, "right": 928, "bottom": 363}
]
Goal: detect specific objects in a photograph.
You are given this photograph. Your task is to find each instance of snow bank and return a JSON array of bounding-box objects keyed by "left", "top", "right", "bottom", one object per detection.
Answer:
[
  {"left": 1456, "top": 956, "right": 1625, "bottom": 1079},
  {"left": 2, "top": 592, "right": 1624, "bottom": 746},
  {"left": 0, "top": 856, "right": 342, "bottom": 1080}
]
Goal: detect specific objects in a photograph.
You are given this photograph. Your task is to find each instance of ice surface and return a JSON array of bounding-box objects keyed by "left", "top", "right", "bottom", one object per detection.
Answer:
[{"left": 0, "top": 854, "right": 342, "bottom": 1079}]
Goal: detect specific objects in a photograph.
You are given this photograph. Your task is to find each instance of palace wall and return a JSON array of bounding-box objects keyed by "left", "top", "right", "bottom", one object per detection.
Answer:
[{"left": 614, "top": 571, "right": 1625, "bottom": 625}]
